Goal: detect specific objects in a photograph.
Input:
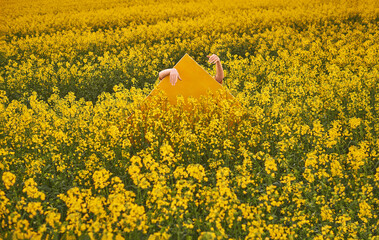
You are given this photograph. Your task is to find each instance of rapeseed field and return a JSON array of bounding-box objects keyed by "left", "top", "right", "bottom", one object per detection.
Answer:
[{"left": 1, "top": 0, "right": 379, "bottom": 239}]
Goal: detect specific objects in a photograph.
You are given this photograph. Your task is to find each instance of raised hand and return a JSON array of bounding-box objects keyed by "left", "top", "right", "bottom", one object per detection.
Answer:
[
  {"left": 207, "top": 54, "right": 224, "bottom": 84},
  {"left": 207, "top": 54, "right": 220, "bottom": 64}
]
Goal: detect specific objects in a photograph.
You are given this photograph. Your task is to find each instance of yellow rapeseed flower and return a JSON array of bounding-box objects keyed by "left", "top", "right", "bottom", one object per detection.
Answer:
[{"left": 2, "top": 172, "right": 16, "bottom": 190}]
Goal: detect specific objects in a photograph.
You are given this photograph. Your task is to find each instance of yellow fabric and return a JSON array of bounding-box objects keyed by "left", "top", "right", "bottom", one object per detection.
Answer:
[{"left": 146, "top": 54, "right": 233, "bottom": 105}]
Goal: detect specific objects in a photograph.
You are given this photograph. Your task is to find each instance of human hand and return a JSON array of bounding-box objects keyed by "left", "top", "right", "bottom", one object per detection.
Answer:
[
  {"left": 170, "top": 68, "right": 181, "bottom": 86},
  {"left": 207, "top": 54, "right": 220, "bottom": 64}
]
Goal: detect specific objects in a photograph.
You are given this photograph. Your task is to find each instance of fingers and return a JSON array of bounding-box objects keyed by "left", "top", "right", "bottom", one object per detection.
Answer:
[
  {"left": 208, "top": 54, "right": 220, "bottom": 64},
  {"left": 169, "top": 70, "right": 181, "bottom": 86},
  {"left": 170, "top": 72, "right": 175, "bottom": 86},
  {"left": 207, "top": 54, "right": 220, "bottom": 64},
  {"left": 171, "top": 76, "right": 180, "bottom": 86},
  {"left": 170, "top": 69, "right": 175, "bottom": 86}
]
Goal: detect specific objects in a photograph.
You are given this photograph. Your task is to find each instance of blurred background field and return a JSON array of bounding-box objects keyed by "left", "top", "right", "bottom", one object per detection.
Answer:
[{"left": 1, "top": 0, "right": 379, "bottom": 239}]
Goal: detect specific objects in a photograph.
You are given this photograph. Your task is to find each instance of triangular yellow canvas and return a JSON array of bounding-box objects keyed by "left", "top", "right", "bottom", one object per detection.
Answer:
[{"left": 145, "top": 54, "right": 234, "bottom": 106}]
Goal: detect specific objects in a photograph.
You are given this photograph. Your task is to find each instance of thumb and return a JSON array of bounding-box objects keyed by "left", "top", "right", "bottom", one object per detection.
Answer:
[{"left": 207, "top": 55, "right": 210, "bottom": 58}]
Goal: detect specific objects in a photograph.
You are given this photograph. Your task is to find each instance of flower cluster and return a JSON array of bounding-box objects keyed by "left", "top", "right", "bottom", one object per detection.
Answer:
[{"left": 2, "top": 172, "right": 16, "bottom": 190}]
